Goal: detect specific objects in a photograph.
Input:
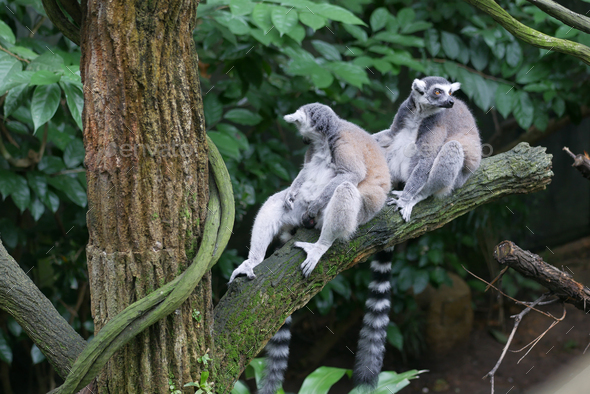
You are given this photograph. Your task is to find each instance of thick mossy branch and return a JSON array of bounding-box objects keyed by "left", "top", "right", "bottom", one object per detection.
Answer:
[
  {"left": 0, "top": 242, "right": 86, "bottom": 379},
  {"left": 212, "top": 142, "right": 553, "bottom": 393},
  {"left": 463, "top": 0, "right": 590, "bottom": 65},
  {"left": 494, "top": 241, "right": 590, "bottom": 312},
  {"left": 527, "top": 0, "right": 590, "bottom": 35}
]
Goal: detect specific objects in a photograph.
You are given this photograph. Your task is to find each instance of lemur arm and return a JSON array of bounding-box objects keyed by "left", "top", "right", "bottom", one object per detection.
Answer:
[
  {"left": 397, "top": 157, "right": 434, "bottom": 201},
  {"left": 284, "top": 147, "right": 313, "bottom": 210},
  {"left": 302, "top": 170, "right": 363, "bottom": 228}
]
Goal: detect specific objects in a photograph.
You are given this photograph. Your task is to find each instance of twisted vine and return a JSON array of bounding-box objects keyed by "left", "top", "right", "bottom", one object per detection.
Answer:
[{"left": 50, "top": 137, "right": 235, "bottom": 394}]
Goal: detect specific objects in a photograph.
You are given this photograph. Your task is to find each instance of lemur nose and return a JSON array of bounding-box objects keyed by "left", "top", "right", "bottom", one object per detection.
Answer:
[{"left": 448, "top": 98, "right": 454, "bottom": 107}]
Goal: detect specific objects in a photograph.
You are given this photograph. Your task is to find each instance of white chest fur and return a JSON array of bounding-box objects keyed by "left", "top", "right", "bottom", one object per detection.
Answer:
[
  {"left": 384, "top": 123, "right": 419, "bottom": 183},
  {"left": 298, "top": 146, "right": 336, "bottom": 202}
]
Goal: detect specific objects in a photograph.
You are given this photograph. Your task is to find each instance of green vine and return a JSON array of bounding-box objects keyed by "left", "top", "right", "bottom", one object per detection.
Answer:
[{"left": 49, "top": 137, "right": 235, "bottom": 393}]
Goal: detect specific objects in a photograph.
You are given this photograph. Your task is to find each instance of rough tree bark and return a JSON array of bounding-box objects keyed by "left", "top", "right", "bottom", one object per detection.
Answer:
[
  {"left": 211, "top": 143, "right": 553, "bottom": 392},
  {"left": 80, "top": 1, "right": 209, "bottom": 392},
  {"left": 494, "top": 241, "right": 590, "bottom": 312}
]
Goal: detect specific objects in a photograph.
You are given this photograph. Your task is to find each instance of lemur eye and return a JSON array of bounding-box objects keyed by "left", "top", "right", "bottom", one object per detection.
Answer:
[{"left": 435, "top": 90, "right": 441, "bottom": 95}]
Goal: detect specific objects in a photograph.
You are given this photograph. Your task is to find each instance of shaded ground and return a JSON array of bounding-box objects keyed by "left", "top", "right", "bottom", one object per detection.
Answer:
[{"left": 268, "top": 246, "right": 590, "bottom": 394}]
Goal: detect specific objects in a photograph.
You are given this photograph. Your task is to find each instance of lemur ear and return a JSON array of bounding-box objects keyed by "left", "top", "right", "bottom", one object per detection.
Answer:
[
  {"left": 449, "top": 82, "right": 461, "bottom": 94},
  {"left": 412, "top": 79, "right": 427, "bottom": 95}
]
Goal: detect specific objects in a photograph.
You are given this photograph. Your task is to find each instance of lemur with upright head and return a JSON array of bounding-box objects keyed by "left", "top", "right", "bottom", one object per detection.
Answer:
[
  {"left": 229, "top": 103, "right": 392, "bottom": 394},
  {"left": 373, "top": 76, "right": 482, "bottom": 221}
]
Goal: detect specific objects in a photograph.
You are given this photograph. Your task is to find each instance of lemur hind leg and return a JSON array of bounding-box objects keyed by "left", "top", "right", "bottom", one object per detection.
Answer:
[
  {"left": 229, "top": 189, "right": 300, "bottom": 282},
  {"left": 391, "top": 140, "right": 465, "bottom": 221},
  {"left": 295, "top": 182, "right": 362, "bottom": 277}
]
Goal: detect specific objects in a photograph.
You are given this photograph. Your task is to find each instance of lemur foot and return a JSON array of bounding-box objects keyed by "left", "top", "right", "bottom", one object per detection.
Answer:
[
  {"left": 387, "top": 198, "right": 415, "bottom": 222},
  {"left": 228, "top": 259, "right": 257, "bottom": 283},
  {"left": 390, "top": 190, "right": 404, "bottom": 198},
  {"left": 294, "top": 241, "right": 329, "bottom": 277}
]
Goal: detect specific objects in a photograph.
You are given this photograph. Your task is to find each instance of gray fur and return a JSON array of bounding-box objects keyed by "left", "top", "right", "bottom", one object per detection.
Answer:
[
  {"left": 229, "top": 102, "right": 390, "bottom": 282},
  {"left": 374, "top": 76, "right": 482, "bottom": 221}
]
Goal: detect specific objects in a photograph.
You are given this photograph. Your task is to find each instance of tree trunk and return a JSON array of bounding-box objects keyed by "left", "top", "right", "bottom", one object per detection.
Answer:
[{"left": 80, "top": 1, "right": 209, "bottom": 392}]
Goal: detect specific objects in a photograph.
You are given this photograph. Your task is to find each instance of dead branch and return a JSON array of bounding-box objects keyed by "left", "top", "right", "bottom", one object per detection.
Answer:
[
  {"left": 494, "top": 241, "right": 590, "bottom": 313},
  {"left": 563, "top": 147, "right": 590, "bottom": 180}
]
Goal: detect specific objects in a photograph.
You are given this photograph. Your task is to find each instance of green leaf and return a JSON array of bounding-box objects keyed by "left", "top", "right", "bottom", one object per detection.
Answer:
[
  {"left": 299, "top": 12, "right": 325, "bottom": 30},
  {"left": 246, "top": 358, "right": 266, "bottom": 388},
  {"left": 505, "top": 41, "right": 522, "bottom": 67},
  {"left": 0, "top": 20, "right": 16, "bottom": 45},
  {"left": 386, "top": 323, "right": 403, "bottom": 351},
  {"left": 42, "top": 190, "right": 60, "bottom": 213},
  {"left": 372, "top": 58, "right": 392, "bottom": 73},
  {"left": 29, "top": 197, "right": 45, "bottom": 221},
  {"left": 203, "top": 94, "right": 223, "bottom": 127},
  {"left": 26, "top": 52, "right": 64, "bottom": 72},
  {"left": 515, "top": 64, "right": 550, "bottom": 84},
  {"left": 326, "top": 61, "right": 369, "bottom": 88},
  {"left": 424, "top": 29, "right": 440, "bottom": 57},
  {"left": 413, "top": 270, "right": 429, "bottom": 294},
  {"left": 252, "top": 3, "right": 273, "bottom": 32},
  {"left": 38, "top": 156, "right": 66, "bottom": 174},
  {"left": 47, "top": 174, "right": 87, "bottom": 207},
  {"left": 63, "top": 139, "right": 85, "bottom": 168},
  {"left": 343, "top": 24, "right": 367, "bottom": 42},
  {"left": 231, "top": 380, "right": 251, "bottom": 394},
  {"left": 469, "top": 36, "right": 489, "bottom": 71},
  {"left": 299, "top": 366, "right": 348, "bottom": 394},
  {"left": 473, "top": 76, "right": 496, "bottom": 111},
  {"left": 396, "top": 8, "right": 415, "bottom": 29},
  {"left": 0, "top": 70, "right": 34, "bottom": 93},
  {"left": 30, "top": 83, "right": 61, "bottom": 132},
  {"left": 230, "top": 0, "right": 254, "bottom": 16},
  {"left": 383, "top": 52, "right": 425, "bottom": 73},
  {"left": 370, "top": 7, "right": 390, "bottom": 32},
  {"left": 495, "top": 83, "right": 517, "bottom": 118},
  {"left": 271, "top": 6, "right": 298, "bottom": 36},
  {"left": 208, "top": 131, "right": 241, "bottom": 160},
  {"left": 268, "top": 160, "right": 290, "bottom": 181},
  {"left": 60, "top": 81, "right": 84, "bottom": 130},
  {"left": 286, "top": 24, "right": 305, "bottom": 44},
  {"left": 7, "top": 319, "right": 22, "bottom": 338},
  {"left": 0, "top": 330, "right": 12, "bottom": 365},
  {"left": 225, "top": 108, "right": 263, "bottom": 125},
  {"left": 31, "top": 344, "right": 46, "bottom": 365},
  {"left": 555, "top": 24, "right": 577, "bottom": 39},
  {"left": 0, "top": 56, "right": 22, "bottom": 92},
  {"left": 311, "top": 40, "right": 341, "bottom": 61},
  {"left": 402, "top": 21, "right": 432, "bottom": 35},
  {"left": 553, "top": 97, "right": 565, "bottom": 117},
  {"left": 308, "top": 3, "right": 365, "bottom": 25},
  {"left": 214, "top": 12, "right": 250, "bottom": 35},
  {"left": 10, "top": 177, "right": 30, "bottom": 212},
  {"left": 9, "top": 46, "right": 38, "bottom": 60},
  {"left": 4, "top": 83, "right": 30, "bottom": 117},
  {"left": 373, "top": 32, "right": 424, "bottom": 47},
  {"left": 0, "top": 169, "right": 24, "bottom": 197},
  {"left": 216, "top": 123, "right": 249, "bottom": 150},
  {"left": 29, "top": 70, "right": 61, "bottom": 86},
  {"left": 441, "top": 32, "right": 461, "bottom": 60},
  {"left": 27, "top": 172, "right": 48, "bottom": 199},
  {"left": 513, "top": 91, "right": 534, "bottom": 129}
]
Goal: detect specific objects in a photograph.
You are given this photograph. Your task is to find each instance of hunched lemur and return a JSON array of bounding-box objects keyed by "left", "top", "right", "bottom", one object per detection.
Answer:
[
  {"left": 373, "top": 76, "right": 482, "bottom": 221},
  {"left": 229, "top": 103, "right": 392, "bottom": 393}
]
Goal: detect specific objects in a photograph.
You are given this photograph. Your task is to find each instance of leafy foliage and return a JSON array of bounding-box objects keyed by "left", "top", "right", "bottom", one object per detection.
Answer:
[{"left": 236, "top": 358, "right": 424, "bottom": 393}]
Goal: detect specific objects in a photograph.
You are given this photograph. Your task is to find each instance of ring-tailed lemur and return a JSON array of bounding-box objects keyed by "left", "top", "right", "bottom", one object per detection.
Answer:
[
  {"left": 229, "top": 103, "right": 390, "bottom": 281},
  {"left": 373, "top": 76, "right": 482, "bottom": 221},
  {"left": 229, "top": 103, "right": 392, "bottom": 393}
]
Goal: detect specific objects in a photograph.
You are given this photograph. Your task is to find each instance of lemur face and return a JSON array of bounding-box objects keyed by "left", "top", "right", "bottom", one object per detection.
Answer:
[{"left": 412, "top": 77, "right": 461, "bottom": 109}]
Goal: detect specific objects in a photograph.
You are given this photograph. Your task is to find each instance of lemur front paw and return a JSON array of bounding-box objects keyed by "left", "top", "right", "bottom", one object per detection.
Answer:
[
  {"left": 228, "top": 260, "right": 257, "bottom": 283},
  {"left": 302, "top": 208, "right": 318, "bottom": 229},
  {"left": 294, "top": 241, "right": 320, "bottom": 277}
]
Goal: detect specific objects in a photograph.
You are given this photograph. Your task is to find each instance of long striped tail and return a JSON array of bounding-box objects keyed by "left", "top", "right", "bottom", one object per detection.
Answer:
[
  {"left": 258, "top": 316, "right": 292, "bottom": 394},
  {"left": 353, "top": 249, "right": 393, "bottom": 391}
]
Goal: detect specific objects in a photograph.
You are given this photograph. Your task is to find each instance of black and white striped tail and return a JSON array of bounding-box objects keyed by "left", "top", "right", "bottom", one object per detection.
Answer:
[
  {"left": 259, "top": 316, "right": 292, "bottom": 394},
  {"left": 353, "top": 249, "right": 393, "bottom": 391}
]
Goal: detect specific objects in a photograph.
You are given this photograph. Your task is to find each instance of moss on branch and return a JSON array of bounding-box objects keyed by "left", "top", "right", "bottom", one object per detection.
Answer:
[
  {"left": 212, "top": 142, "right": 553, "bottom": 393},
  {"left": 463, "top": 0, "right": 590, "bottom": 65}
]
